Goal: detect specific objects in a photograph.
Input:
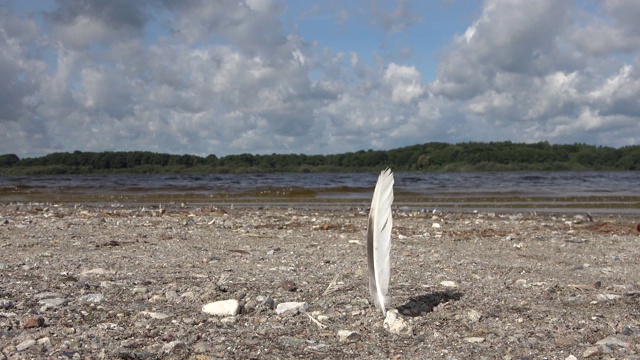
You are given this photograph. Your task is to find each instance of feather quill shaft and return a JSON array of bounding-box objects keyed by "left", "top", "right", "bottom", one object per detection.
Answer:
[{"left": 367, "top": 168, "right": 394, "bottom": 315}]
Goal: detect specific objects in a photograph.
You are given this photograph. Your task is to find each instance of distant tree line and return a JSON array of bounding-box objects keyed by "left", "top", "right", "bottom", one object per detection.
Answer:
[{"left": 1, "top": 142, "right": 639, "bottom": 175}]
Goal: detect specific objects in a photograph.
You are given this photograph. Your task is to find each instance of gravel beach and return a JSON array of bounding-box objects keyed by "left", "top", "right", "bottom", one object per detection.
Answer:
[{"left": 1, "top": 203, "right": 639, "bottom": 359}]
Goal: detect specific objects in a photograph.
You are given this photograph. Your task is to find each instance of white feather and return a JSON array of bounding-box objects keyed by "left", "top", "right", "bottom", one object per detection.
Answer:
[{"left": 367, "top": 168, "right": 394, "bottom": 315}]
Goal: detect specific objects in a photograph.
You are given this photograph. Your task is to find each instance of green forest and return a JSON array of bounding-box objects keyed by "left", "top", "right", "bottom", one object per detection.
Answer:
[{"left": 1, "top": 141, "right": 639, "bottom": 175}]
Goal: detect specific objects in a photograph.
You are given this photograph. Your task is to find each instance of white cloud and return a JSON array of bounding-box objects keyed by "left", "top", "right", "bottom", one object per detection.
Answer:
[
  {"left": 382, "top": 63, "right": 424, "bottom": 104},
  {"left": 0, "top": 0, "right": 639, "bottom": 158}
]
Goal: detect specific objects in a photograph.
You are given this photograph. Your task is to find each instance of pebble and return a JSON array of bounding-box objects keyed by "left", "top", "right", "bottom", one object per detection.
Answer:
[
  {"left": 279, "top": 336, "right": 307, "bottom": 347},
  {"left": 16, "top": 339, "right": 36, "bottom": 351},
  {"left": 256, "top": 295, "right": 275, "bottom": 309},
  {"left": 440, "top": 280, "right": 458, "bottom": 288},
  {"left": 202, "top": 299, "right": 241, "bottom": 316},
  {"left": 596, "top": 293, "right": 622, "bottom": 302},
  {"left": 464, "top": 337, "right": 485, "bottom": 343},
  {"left": 280, "top": 280, "right": 297, "bottom": 292},
  {"left": 466, "top": 310, "right": 482, "bottom": 322},
  {"left": 275, "top": 302, "right": 309, "bottom": 315},
  {"left": 162, "top": 340, "right": 185, "bottom": 354},
  {"left": 80, "top": 268, "right": 114, "bottom": 276},
  {"left": 38, "top": 298, "right": 69, "bottom": 310},
  {"left": 192, "top": 341, "right": 213, "bottom": 353},
  {"left": 383, "top": 309, "right": 412, "bottom": 336},
  {"left": 140, "top": 311, "right": 170, "bottom": 320},
  {"left": 37, "top": 337, "right": 51, "bottom": 347},
  {"left": 220, "top": 316, "right": 237, "bottom": 324},
  {"left": 132, "top": 286, "right": 148, "bottom": 294},
  {"left": 305, "top": 344, "right": 329, "bottom": 352},
  {"left": 583, "top": 345, "right": 611, "bottom": 358},
  {"left": 0, "top": 299, "right": 14, "bottom": 309},
  {"left": 34, "top": 291, "right": 65, "bottom": 299},
  {"left": 595, "top": 335, "right": 629, "bottom": 348},
  {"left": 79, "top": 293, "right": 107, "bottom": 303},
  {"left": 337, "top": 330, "right": 361, "bottom": 342},
  {"left": 23, "top": 316, "right": 45, "bottom": 328}
]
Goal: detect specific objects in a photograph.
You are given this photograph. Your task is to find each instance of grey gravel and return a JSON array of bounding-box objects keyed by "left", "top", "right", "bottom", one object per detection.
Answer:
[{"left": 1, "top": 203, "right": 639, "bottom": 358}]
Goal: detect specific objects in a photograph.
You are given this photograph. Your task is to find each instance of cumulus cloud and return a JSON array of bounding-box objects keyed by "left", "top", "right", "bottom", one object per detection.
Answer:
[
  {"left": 0, "top": 0, "right": 639, "bottom": 158},
  {"left": 430, "top": 0, "right": 640, "bottom": 146}
]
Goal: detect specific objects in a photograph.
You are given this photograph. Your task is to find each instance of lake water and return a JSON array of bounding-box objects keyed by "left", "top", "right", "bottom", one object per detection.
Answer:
[{"left": 1, "top": 171, "right": 639, "bottom": 213}]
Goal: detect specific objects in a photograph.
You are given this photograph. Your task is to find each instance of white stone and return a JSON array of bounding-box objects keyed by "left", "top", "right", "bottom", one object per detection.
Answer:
[
  {"left": 440, "top": 280, "right": 458, "bottom": 288},
  {"left": 140, "top": 311, "right": 170, "bottom": 320},
  {"left": 16, "top": 339, "right": 36, "bottom": 351},
  {"left": 79, "top": 293, "right": 107, "bottom": 303},
  {"left": 337, "top": 330, "right": 361, "bottom": 342},
  {"left": 202, "top": 299, "right": 241, "bottom": 316},
  {"left": 80, "top": 268, "right": 114, "bottom": 276},
  {"left": 596, "top": 293, "right": 622, "bottom": 302},
  {"left": 466, "top": 310, "right": 482, "bottom": 322},
  {"left": 383, "top": 309, "right": 412, "bottom": 336},
  {"left": 275, "top": 301, "right": 309, "bottom": 315}
]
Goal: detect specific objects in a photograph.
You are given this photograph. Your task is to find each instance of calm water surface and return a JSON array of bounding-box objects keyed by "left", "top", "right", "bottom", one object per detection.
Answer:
[{"left": 1, "top": 172, "right": 638, "bottom": 213}]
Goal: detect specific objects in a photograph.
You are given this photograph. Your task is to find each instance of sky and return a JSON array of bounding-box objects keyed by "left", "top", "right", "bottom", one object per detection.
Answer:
[{"left": 1, "top": 0, "right": 639, "bottom": 158}]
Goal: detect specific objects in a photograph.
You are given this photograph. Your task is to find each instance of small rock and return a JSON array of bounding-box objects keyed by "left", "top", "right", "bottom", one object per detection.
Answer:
[
  {"left": 23, "top": 316, "right": 45, "bottom": 328},
  {"left": 162, "top": 340, "right": 186, "bottom": 354},
  {"left": 38, "top": 298, "right": 69, "bottom": 309},
  {"left": 279, "top": 336, "right": 307, "bottom": 347},
  {"left": 192, "top": 341, "right": 213, "bottom": 353},
  {"left": 565, "top": 356, "right": 578, "bottom": 360},
  {"left": 275, "top": 302, "right": 309, "bottom": 315},
  {"left": 16, "top": 339, "right": 36, "bottom": 351},
  {"left": 281, "top": 280, "right": 297, "bottom": 292},
  {"left": 596, "top": 293, "right": 622, "bottom": 302},
  {"left": 33, "top": 292, "right": 65, "bottom": 300},
  {"left": 464, "top": 337, "right": 485, "bottom": 343},
  {"left": 140, "top": 311, "right": 170, "bottom": 320},
  {"left": 596, "top": 335, "right": 629, "bottom": 348},
  {"left": 0, "top": 299, "right": 14, "bottom": 309},
  {"left": 583, "top": 345, "right": 604, "bottom": 358},
  {"left": 180, "top": 291, "right": 195, "bottom": 299},
  {"left": 555, "top": 336, "right": 578, "bottom": 346},
  {"left": 256, "top": 295, "right": 275, "bottom": 309},
  {"left": 37, "top": 337, "right": 51, "bottom": 347},
  {"left": 337, "top": 330, "right": 361, "bottom": 342},
  {"left": 220, "top": 316, "right": 237, "bottom": 324},
  {"left": 383, "top": 309, "right": 412, "bottom": 336},
  {"left": 165, "top": 290, "right": 178, "bottom": 301},
  {"left": 466, "top": 310, "right": 482, "bottom": 322},
  {"left": 132, "top": 286, "right": 148, "bottom": 294},
  {"left": 431, "top": 223, "right": 441, "bottom": 228},
  {"left": 244, "top": 300, "right": 256, "bottom": 311},
  {"left": 79, "top": 293, "right": 107, "bottom": 303},
  {"left": 80, "top": 268, "right": 114, "bottom": 276},
  {"left": 440, "top": 281, "right": 458, "bottom": 288},
  {"left": 305, "top": 344, "right": 329, "bottom": 352},
  {"left": 202, "top": 299, "right": 241, "bottom": 316}
]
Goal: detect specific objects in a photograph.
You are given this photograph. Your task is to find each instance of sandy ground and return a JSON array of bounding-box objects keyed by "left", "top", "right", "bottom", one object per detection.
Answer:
[{"left": 1, "top": 203, "right": 639, "bottom": 359}]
